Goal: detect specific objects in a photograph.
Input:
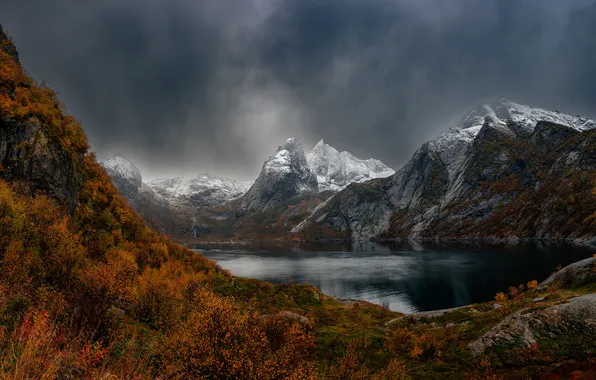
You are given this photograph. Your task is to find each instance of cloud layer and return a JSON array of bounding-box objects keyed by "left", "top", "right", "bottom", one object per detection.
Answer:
[{"left": 1, "top": 0, "right": 595, "bottom": 180}]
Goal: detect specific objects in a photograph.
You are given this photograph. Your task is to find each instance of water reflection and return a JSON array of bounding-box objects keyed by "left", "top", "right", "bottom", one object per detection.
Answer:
[{"left": 192, "top": 241, "right": 594, "bottom": 314}]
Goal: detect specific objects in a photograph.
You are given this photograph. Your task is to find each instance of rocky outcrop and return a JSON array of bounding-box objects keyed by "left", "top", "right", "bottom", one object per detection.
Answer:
[
  {"left": 469, "top": 294, "right": 596, "bottom": 356},
  {"left": 241, "top": 138, "right": 318, "bottom": 212},
  {"left": 538, "top": 257, "right": 596, "bottom": 290},
  {"left": 0, "top": 114, "right": 80, "bottom": 214}
]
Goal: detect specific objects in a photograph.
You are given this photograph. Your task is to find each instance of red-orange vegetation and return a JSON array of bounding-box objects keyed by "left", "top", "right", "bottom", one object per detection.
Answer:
[{"left": 158, "top": 287, "right": 316, "bottom": 379}]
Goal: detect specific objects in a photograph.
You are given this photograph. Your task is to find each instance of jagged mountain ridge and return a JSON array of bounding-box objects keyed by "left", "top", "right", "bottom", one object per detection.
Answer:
[
  {"left": 306, "top": 139, "right": 395, "bottom": 192},
  {"left": 296, "top": 98, "right": 596, "bottom": 242}
]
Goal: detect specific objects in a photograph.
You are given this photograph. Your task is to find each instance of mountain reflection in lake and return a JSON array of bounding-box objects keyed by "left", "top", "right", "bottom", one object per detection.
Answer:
[{"left": 191, "top": 241, "right": 594, "bottom": 314}]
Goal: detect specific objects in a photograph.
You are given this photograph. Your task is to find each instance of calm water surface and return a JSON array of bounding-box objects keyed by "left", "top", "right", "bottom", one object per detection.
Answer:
[{"left": 192, "top": 241, "right": 595, "bottom": 314}]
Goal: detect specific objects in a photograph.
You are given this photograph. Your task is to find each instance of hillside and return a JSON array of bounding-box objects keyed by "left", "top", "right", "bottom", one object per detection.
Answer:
[{"left": 1, "top": 25, "right": 595, "bottom": 379}]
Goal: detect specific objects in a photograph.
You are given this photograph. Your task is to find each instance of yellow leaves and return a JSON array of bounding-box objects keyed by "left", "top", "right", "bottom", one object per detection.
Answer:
[
  {"left": 527, "top": 280, "right": 538, "bottom": 290},
  {"left": 410, "top": 344, "right": 423, "bottom": 358},
  {"left": 494, "top": 292, "right": 508, "bottom": 303}
]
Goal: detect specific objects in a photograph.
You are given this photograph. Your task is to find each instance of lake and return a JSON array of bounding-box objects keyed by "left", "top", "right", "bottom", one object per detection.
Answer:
[{"left": 192, "top": 241, "right": 595, "bottom": 314}]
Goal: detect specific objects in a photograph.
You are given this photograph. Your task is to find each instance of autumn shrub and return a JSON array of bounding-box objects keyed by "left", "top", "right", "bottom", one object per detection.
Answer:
[
  {"left": 494, "top": 292, "right": 508, "bottom": 304},
  {"left": 411, "top": 334, "right": 442, "bottom": 361},
  {"left": 0, "top": 308, "right": 94, "bottom": 379},
  {"left": 325, "top": 338, "right": 371, "bottom": 380},
  {"left": 386, "top": 328, "right": 416, "bottom": 356},
  {"left": 370, "top": 358, "right": 409, "bottom": 380},
  {"left": 527, "top": 280, "right": 538, "bottom": 290},
  {"left": 157, "top": 287, "right": 316, "bottom": 379}
]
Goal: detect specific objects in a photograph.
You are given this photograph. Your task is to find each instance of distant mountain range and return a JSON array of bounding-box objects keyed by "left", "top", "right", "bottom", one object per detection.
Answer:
[
  {"left": 101, "top": 98, "right": 595, "bottom": 244},
  {"left": 100, "top": 138, "right": 394, "bottom": 241}
]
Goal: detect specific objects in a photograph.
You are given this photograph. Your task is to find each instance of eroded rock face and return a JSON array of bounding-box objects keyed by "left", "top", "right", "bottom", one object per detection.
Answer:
[
  {"left": 468, "top": 294, "right": 596, "bottom": 356},
  {"left": 0, "top": 116, "right": 80, "bottom": 213}
]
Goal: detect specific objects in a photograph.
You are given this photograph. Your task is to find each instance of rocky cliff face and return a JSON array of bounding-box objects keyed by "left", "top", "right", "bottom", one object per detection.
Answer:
[
  {"left": 296, "top": 98, "right": 596, "bottom": 242},
  {"left": 0, "top": 29, "right": 81, "bottom": 213},
  {"left": 240, "top": 138, "right": 319, "bottom": 212}
]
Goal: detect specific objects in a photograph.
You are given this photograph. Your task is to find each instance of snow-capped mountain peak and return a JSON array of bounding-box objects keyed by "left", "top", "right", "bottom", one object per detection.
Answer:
[
  {"left": 241, "top": 137, "right": 318, "bottom": 211},
  {"left": 427, "top": 98, "right": 596, "bottom": 183},
  {"left": 306, "top": 139, "right": 395, "bottom": 192}
]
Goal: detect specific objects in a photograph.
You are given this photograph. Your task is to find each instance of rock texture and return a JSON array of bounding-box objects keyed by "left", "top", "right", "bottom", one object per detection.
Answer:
[
  {"left": 0, "top": 117, "right": 81, "bottom": 213},
  {"left": 241, "top": 138, "right": 318, "bottom": 212},
  {"left": 296, "top": 98, "right": 596, "bottom": 241},
  {"left": 469, "top": 294, "right": 596, "bottom": 356}
]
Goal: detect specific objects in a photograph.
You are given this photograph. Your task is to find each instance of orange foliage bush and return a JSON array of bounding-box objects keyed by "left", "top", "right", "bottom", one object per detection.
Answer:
[{"left": 158, "top": 287, "right": 316, "bottom": 379}]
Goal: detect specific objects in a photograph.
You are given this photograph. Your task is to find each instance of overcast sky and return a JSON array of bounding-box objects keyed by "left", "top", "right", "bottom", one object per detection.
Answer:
[{"left": 1, "top": 0, "right": 595, "bottom": 181}]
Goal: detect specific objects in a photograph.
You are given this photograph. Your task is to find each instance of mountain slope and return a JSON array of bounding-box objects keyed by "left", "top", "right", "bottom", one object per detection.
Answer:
[
  {"left": 297, "top": 98, "right": 596, "bottom": 242},
  {"left": 306, "top": 139, "right": 395, "bottom": 192}
]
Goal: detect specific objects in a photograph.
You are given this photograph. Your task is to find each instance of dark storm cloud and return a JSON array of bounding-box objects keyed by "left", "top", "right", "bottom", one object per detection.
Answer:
[{"left": 1, "top": 0, "right": 595, "bottom": 180}]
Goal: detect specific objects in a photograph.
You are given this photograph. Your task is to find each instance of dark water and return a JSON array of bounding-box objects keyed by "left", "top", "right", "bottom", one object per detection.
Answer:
[{"left": 192, "top": 241, "right": 595, "bottom": 314}]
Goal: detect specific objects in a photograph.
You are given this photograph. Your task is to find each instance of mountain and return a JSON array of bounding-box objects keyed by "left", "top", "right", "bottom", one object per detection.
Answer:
[
  {"left": 147, "top": 174, "right": 252, "bottom": 208},
  {"left": 240, "top": 137, "right": 319, "bottom": 212},
  {"left": 306, "top": 139, "right": 395, "bottom": 192},
  {"left": 101, "top": 156, "right": 143, "bottom": 198},
  {"left": 100, "top": 156, "right": 249, "bottom": 240},
  {"left": 296, "top": 98, "right": 596, "bottom": 243}
]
